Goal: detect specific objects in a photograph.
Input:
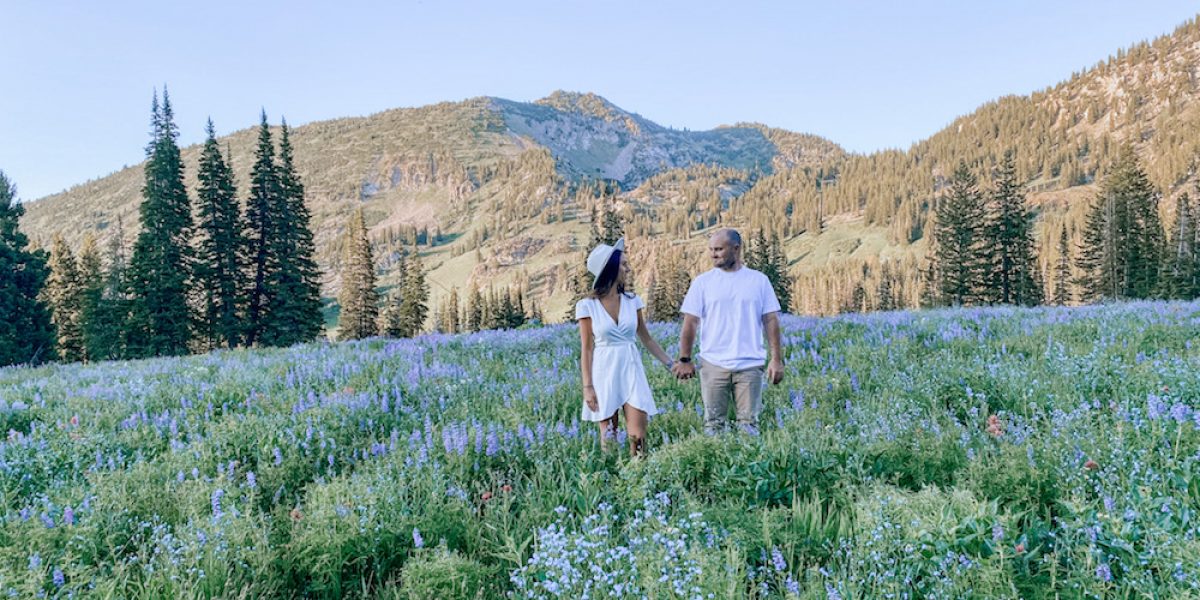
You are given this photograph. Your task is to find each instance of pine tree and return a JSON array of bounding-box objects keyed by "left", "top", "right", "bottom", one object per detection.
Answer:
[
  {"left": 648, "top": 273, "right": 670, "bottom": 322},
  {"left": 1163, "top": 193, "right": 1197, "bottom": 299},
  {"left": 648, "top": 249, "right": 691, "bottom": 322},
  {"left": 1052, "top": 224, "right": 1073, "bottom": 306},
  {"left": 44, "top": 235, "right": 86, "bottom": 362},
  {"left": 1077, "top": 146, "right": 1164, "bottom": 301},
  {"left": 932, "top": 161, "right": 988, "bottom": 306},
  {"left": 380, "top": 254, "right": 407, "bottom": 337},
  {"left": 88, "top": 221, "right": 132, "bottom": 360},
  {"left": 1077, "top": 186, "right": 1123, "bottom": 302},
  {"left": 443, "top": 287, "right": 461, "bottom": 333},
  {"left": 77, "top": 235, "right": 104, "bottom": 361},
  {"left": 527, "top": 294, "right": 544, "bottom": 325},
  {"left": 768, "top": 234, "right": 793, "bottom": 313},
  {"left": 397, "top": 249, "right": 429, "bottom": 337},
  {"left": 244, "top": 112, "right": 281, "bottom": 346},
  {"left": 601, "top": 199, "right": 624, "bottom": 244},
  {"left": 127, "top": 89, "right": 194, "bottom": 357},
  {"left": 878, "top": 261, "right": 897, "bottom": 311},
  {"left": 746, "top": 229, "right": 769, "bottom": 274},
  {"left": 264, "top": 119, "right": 324, "bottom": 346},
  {"left": 466, "top": 285, "right": 483, "bottom": 332},
  {"left": 984, "top": 151, "right": 1041, "bottom": 306},
  {"left": 0, "top": 171, "right": 54, "bottom": 365},
  {"left": 1126, "top": 152, "right": 1165, "bottom": 299},
  {"left": 336, "top": 209, "right": 379, "bottom": 340},
  {"left": 194, "top": 119, "right": 245, "bottom": 350}
]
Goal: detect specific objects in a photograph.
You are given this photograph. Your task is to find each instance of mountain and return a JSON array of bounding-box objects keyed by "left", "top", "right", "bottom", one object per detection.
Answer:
[
  {"left": 17, "top": 91, "right": 843, "bottom": 321},
  {"left": 17, "top": 15, "right": 1200, "bottom": 321}
]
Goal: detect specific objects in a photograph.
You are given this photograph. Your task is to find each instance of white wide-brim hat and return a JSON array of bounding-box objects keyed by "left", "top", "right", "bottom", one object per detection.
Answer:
[{"left": 586, "top": 237, "right": 625, "bottom": 289}]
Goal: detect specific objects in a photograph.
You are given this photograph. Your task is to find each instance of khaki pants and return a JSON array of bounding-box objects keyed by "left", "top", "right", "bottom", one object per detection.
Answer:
[{"left": 699, "top": 360, "right": 764, "bottom": 434}]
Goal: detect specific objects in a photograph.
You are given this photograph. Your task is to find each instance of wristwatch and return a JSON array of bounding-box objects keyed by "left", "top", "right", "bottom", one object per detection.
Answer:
[{"left": 677, "top": 356, "right": 691, "bottom": 364}]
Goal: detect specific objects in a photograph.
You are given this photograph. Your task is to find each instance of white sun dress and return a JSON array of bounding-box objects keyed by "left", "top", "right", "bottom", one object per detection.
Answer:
[{"left": 576, "top": 294, "right": 659, "bottom": 422}]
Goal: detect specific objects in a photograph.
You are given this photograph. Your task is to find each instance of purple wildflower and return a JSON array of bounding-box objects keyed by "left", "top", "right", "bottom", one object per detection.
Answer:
[
  {"left": 771, "top": 546, "right": 787, "bottom": 572},
  {"left": 211, "top": 488, "right": 225, "bottom": 518}
]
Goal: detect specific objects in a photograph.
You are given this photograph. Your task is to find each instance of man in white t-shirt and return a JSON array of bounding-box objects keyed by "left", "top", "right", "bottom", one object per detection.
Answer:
[{"left": 671, "top": 228, "right": 784, "bottom": 434}]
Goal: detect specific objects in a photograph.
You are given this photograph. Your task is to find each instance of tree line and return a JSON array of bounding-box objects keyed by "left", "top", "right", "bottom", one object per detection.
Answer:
[{"left": 1, "top": 90, "right": 327, "bottom": 365}]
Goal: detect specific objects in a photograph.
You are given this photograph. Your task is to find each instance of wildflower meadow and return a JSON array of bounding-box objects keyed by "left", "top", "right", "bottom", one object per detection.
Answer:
[{"left": 1, "top": 302, "right": 1199, "bottom": 598}]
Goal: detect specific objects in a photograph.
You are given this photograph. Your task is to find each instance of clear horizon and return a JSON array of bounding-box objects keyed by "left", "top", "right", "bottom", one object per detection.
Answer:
[{"left": 2, "top": 0, "right": 1198, "bottom": 200}]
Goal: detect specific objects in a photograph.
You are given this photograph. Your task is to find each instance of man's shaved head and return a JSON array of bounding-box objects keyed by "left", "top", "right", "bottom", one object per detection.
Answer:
[
  {"left": 710, "top": 228, "right": 742, "bottom": 249},
  {"left": 708, "top": 228, "right": 743, "bottom": 271}
]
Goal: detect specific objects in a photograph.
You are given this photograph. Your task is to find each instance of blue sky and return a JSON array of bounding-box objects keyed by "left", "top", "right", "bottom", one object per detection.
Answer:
[{"left": 2, "top": 1, "right": 1197, "bottom": 200}]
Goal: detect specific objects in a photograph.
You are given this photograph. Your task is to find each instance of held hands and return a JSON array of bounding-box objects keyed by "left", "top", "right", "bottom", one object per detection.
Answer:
[
  {"left": 767, "top": 358, "right": 785, "bottom": 385},
  {"left": 583, "top": 385, "right": 599, "bottom": 412},
  {"left": 671, "top": 361, "right": 696, "bottom": 380}
]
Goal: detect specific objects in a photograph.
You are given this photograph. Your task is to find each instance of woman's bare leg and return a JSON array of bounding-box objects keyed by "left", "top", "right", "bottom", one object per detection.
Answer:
[
  {"left": 597, "top": 414, "right": 619, "bottom": 451},
  {"left": 623, "top": 404, "right": 648, "bottom": 457}
]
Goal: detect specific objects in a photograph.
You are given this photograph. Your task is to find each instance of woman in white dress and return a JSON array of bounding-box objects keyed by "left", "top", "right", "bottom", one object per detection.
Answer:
[{"left": 576, "top": 238, "right": 674, "bottom": 456}]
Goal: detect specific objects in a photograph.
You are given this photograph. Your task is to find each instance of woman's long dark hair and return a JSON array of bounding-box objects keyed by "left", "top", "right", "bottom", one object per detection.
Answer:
[{"left": 591, "top": 249, "right": 631, "bottom": 299}]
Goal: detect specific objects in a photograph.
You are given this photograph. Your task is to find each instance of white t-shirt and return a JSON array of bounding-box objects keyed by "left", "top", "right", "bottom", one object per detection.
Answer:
[{"left": 680, "top": 265, "right": 781, "bottom": 370}]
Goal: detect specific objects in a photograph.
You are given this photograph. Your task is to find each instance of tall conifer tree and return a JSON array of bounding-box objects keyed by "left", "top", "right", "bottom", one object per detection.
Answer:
[
  {"left": 265, "top": 119, "right": 324, "bottom": 345},
  {"left": 127, "top": 89, "right": 193, "bottom": 357},
  {"left": 0, "top": 170, "right": 54, "bottom": 365},
  {"left": 1052, "top": 224, "right": 1073, "bottom": 306},
  {"left": 932, "top": 161, "right": 989, "bottom": 306},
  {"left": 1077, "top": 146, "right": 1164, "bottom": 301},
  {"left": 984, "top": 151, "right": 1041, "bottom": 306},
  {"left": 44, "top": 235, "right": 85, "bottom": 362},
  {"left": 194, "top": 119, "right": 245, "bottom": 349},
  {"left": 336, "top": 209, "right": 379, "bottom": 340},
  {"left": 77, "top": 235, "right": 105, "bottom": 361},
  {"left": 244, "top": 111, "right": 281, "bottom": 346}
]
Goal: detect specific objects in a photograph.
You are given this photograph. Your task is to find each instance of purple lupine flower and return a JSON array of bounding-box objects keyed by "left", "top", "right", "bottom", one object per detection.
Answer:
[
  {"left": 992, "top": 523, "right": 1004, "bottom": 541},
  {"left": 246, "top": 471, "right": 257, "bottom": 490},
  {"left": 177, "top": 471, "right": 185, "bottom": 483},
  {"left": 771, "top": 547, "right": 787, "bottom": 572},
  {"left": 273, "top": 447, "right": 283, "bottom": 466},
  {"left": 40, "top": 513, "right": 54, "bottom": 529},
  {"left": 790, "top": 389, "right": 805, "bottom": 412},
  {"left": 1096, "top": 563, "right": 1112, "bottom": 582},
  {"left": 28, "top": 553, "right": 40, "bottom": 571},
  {"left": 63, "top": 506, "right": 74, "bottom": 526},
  {"left": 327, "top": 454, "right": 335, "bottom": 468},
  {"left": 1147, "top": 394, "right": 1167, "bottom": 420},
  {"left": 485, "top": 431, "right": 499, "bottom": 457},
  {"left": 211, "top": 488, "right": 225, "bottom": 518},
  {"left": 52, "top": 567, "right": 64, "bottom": 587},
  {"left": 1103, "top": 496, "right": 1115, "bottom": 513},
  {"left": 1170, "top": 402, "right": 1192, "bottom": 424},
  {"left": 412, "top": 528, "right": 424, "bottom": 549},
  {"left": 785, "top": 575, "right": 800, "bottom": 595}
]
